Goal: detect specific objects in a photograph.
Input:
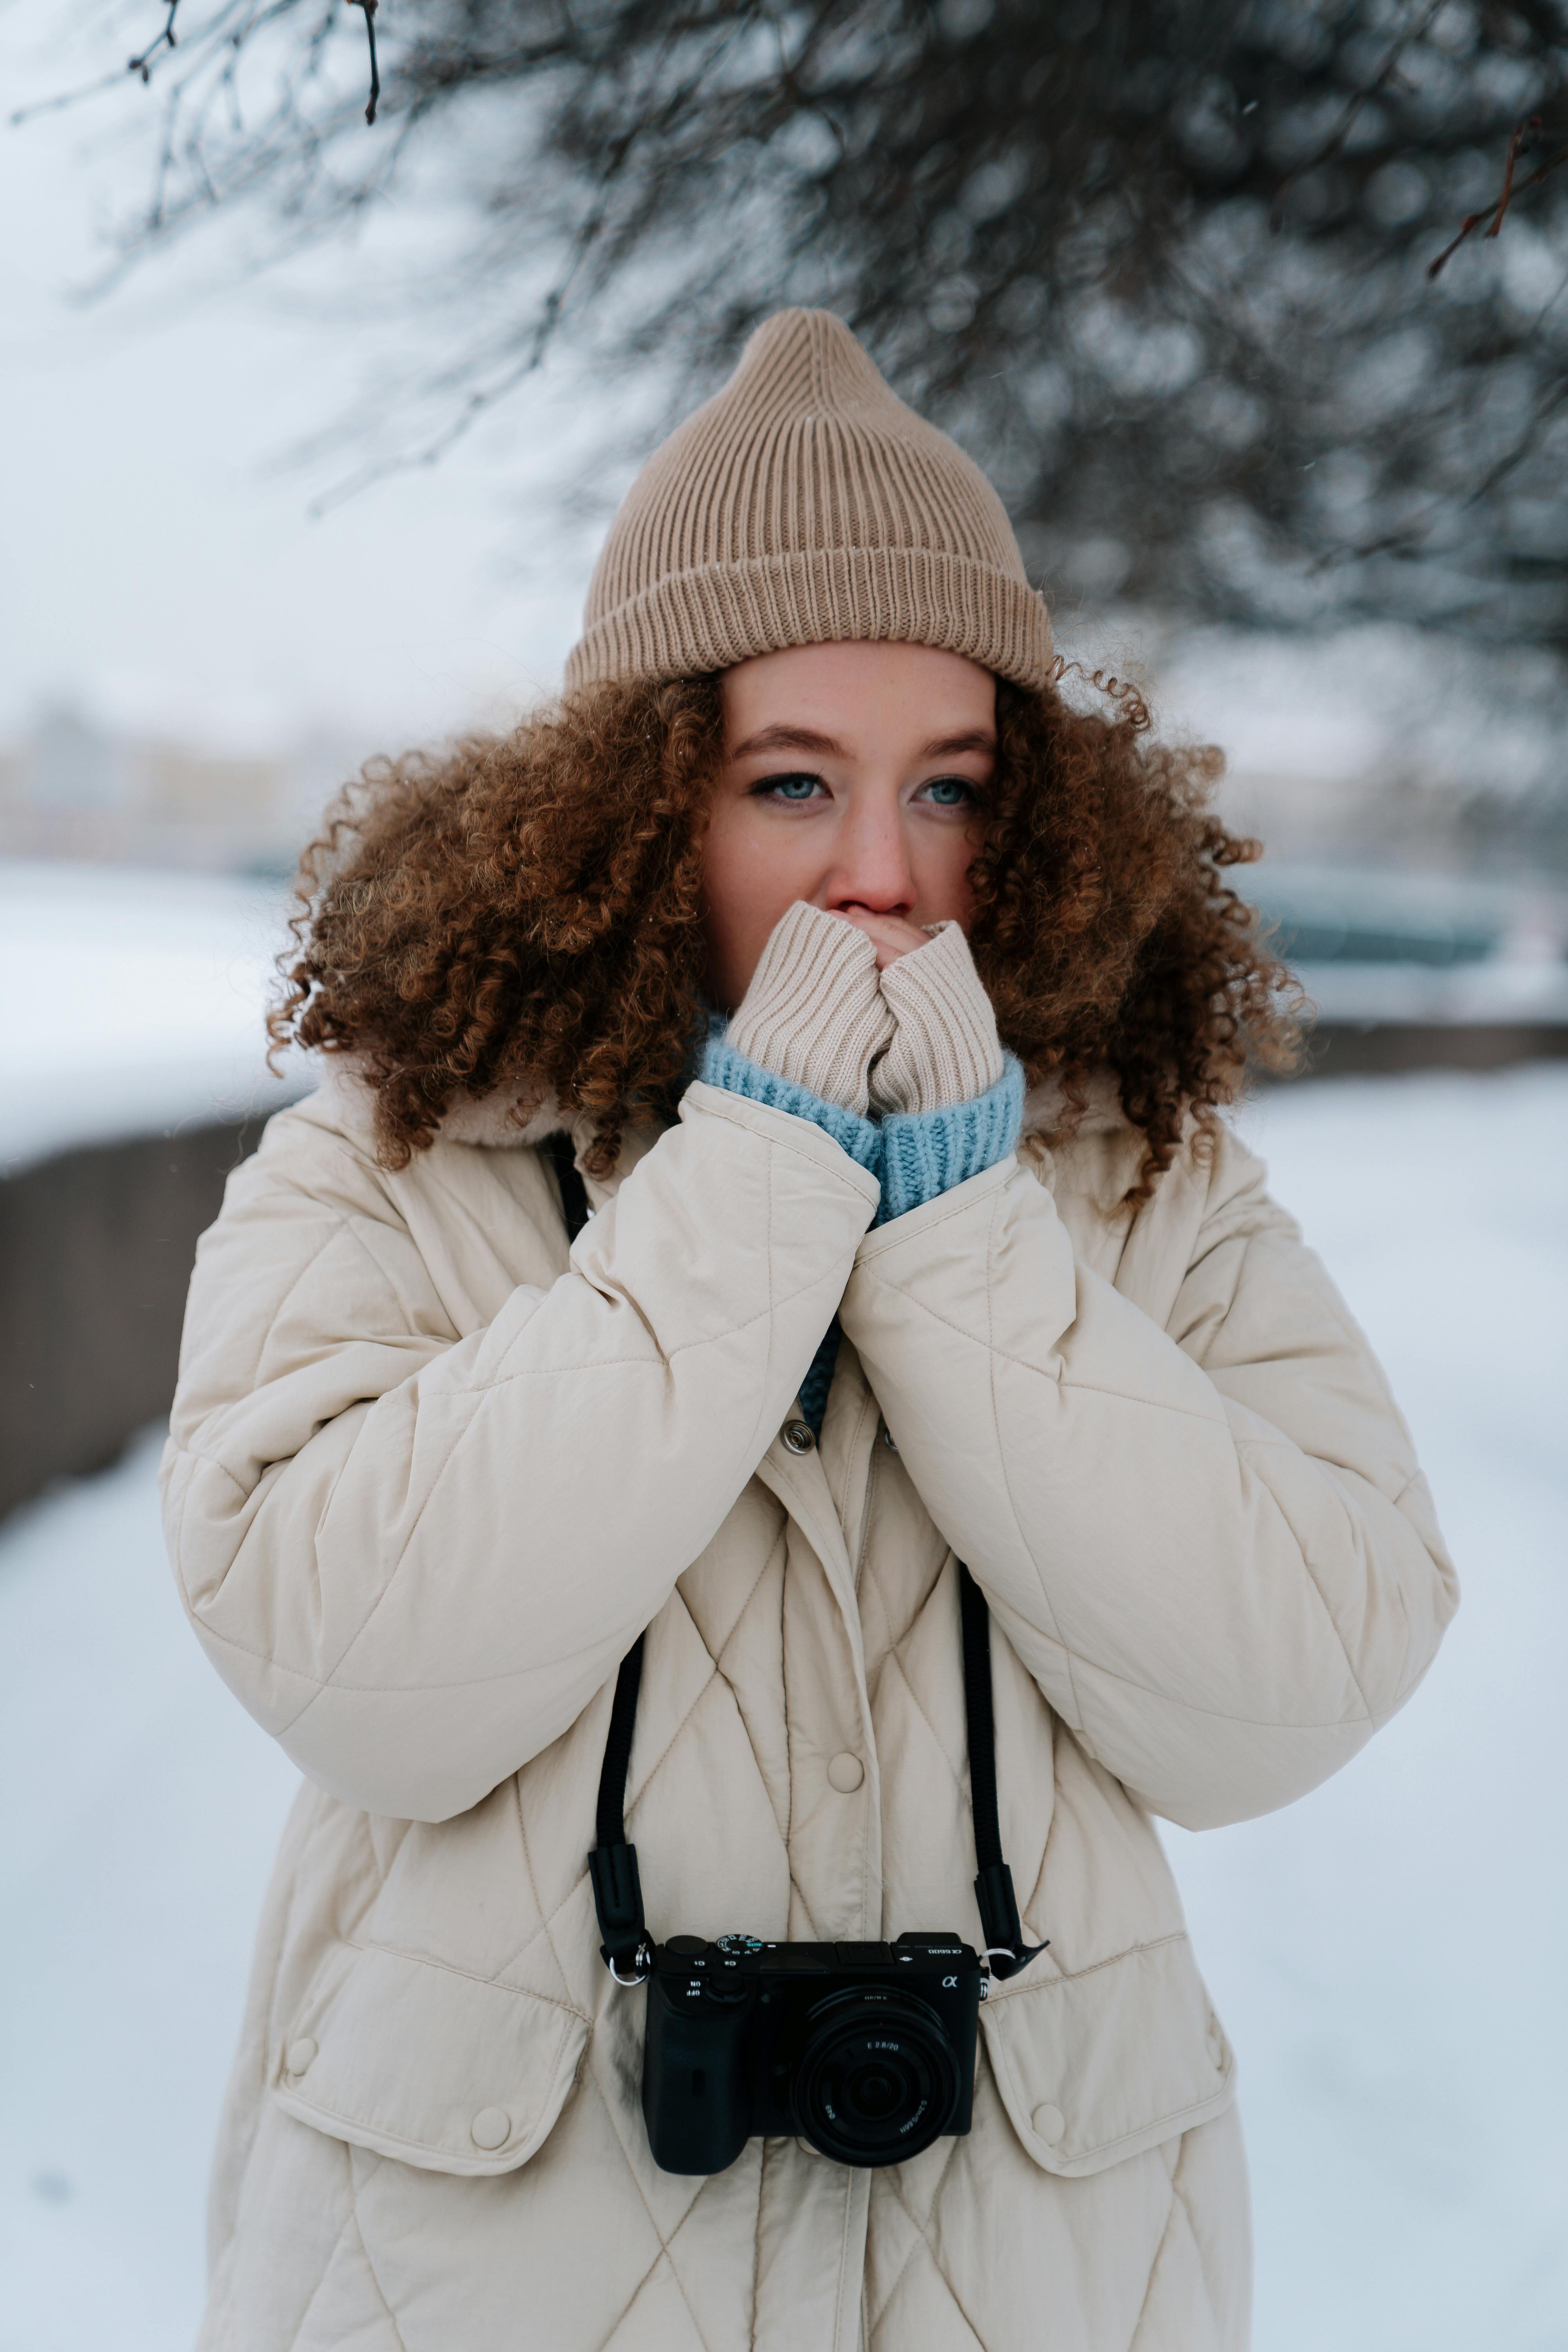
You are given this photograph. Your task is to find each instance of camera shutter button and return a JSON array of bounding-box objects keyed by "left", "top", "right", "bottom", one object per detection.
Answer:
[{"left": 827, "top": 1752, "right": 864, "bottom": 1793}]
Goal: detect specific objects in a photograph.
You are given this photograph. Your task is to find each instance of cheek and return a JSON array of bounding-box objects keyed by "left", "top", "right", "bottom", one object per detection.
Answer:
[
  {"left": 914, "top": 818, "right": 984, "bottom": 928},
  {"left": 700, "top": 802, "right": 808, "bottom": 1009}
]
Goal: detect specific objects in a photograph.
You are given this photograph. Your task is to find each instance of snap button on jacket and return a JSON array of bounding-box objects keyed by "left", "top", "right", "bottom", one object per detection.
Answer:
[{"left": 161, "top": 1076, "right": 1456, "bottom": 2352}]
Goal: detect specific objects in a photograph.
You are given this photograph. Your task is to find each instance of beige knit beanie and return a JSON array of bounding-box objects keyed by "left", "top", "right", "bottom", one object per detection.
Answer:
[{"left": 564, "top": 309, "right": 1053, "bottom": 695}]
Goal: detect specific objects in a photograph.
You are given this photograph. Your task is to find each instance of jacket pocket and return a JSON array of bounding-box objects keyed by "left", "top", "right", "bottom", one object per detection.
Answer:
[
  {"left": 980, "top": 1932, "right": 1234, "bottom": 2178},
  {"left": 272, "top": 1941, "right": 590, "bottom": 2177}
]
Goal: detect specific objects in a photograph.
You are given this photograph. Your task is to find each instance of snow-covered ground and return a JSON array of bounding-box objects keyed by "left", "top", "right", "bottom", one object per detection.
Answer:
[
  {"left": 0, "top": 1429, "right": 298, "bottom": 2352},
  {"left": 0, "top": 1065, "right": 1563, "bottom": 2352},
  {"left": 0, "top": 860, "right": 304, "bottom": 1174},
  {"left": 1180, "top": 1065, "right": 1568, "bottom": 2352}
]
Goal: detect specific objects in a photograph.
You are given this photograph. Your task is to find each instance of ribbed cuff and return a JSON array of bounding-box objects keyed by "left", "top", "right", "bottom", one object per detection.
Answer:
[
  {"left": 878, "top": 1053, "right": 1026, "bottom": 1223},
  {"left": 869, "top": 920, "right": 1005, "bottom": 1114},
  {"left": 701, "top": 1034, "right": 883, "bottom": 1178},
  {"left": 727, "top": 901, "right": 894, "bottom": 1117}
]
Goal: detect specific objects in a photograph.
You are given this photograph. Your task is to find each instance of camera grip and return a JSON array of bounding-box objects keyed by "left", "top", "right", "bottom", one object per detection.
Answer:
[{"left": 641, "top": 1971, "right": 755, "bottom": 2175}]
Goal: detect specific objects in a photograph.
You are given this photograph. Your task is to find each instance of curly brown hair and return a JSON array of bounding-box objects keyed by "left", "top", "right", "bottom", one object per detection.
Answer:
[{"left": 271, "top": 668, "right": 1299, "bottom": 1195}]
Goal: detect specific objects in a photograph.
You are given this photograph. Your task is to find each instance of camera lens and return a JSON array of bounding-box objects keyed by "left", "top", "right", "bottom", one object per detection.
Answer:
[
  {"left": 849, "top": 2066, "right": 900, "bottom": 2121},
  {"left": 792, "top": 1991, "right": 961, "bottom": 2167}
]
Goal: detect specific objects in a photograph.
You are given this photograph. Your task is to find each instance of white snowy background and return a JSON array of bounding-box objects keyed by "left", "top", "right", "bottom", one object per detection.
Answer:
[{"left": 0, "top": 864, "right": 1563, "bottom": 2352}]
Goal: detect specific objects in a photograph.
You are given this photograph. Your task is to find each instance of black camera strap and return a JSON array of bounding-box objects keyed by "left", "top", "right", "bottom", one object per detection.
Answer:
[
  {"left": 956, "top": 1561, "right": 1048, "bottom": 1980},
  {"left": 588, "top": 1632, "right": 650, "bottom": 1978},
  {"left": 543, "top": 1130, "right": 591, "bottom": 1247},
  {"left": 550, "top": 1137, "right": 1045, "bottom": 1986},
  {"left": 586, "top": 1566, "right": 1045, "bottom": 1984},
  {"left": 548, "top": 1135, "right": 655, "bottom": 1979}
]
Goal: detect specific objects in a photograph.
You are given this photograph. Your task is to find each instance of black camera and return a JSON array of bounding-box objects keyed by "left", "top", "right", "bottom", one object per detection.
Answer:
[{"left": 641, "top": 1931, "right": 983, "bottom": 2173}]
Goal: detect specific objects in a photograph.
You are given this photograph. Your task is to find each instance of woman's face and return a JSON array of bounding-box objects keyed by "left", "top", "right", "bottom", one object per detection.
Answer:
[{"left": 702, "top": 639, "right": 996, "bottom": 1010}]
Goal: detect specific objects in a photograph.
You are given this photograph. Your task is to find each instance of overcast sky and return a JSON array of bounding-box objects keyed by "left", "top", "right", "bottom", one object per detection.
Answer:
[{"left": 0, "top": 13, "right": 605, "bottom": 759}]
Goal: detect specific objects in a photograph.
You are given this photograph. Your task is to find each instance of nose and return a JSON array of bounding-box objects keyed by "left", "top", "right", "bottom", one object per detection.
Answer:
[{"left": 823, "top": 793, "right": 916, "bottom": 920}]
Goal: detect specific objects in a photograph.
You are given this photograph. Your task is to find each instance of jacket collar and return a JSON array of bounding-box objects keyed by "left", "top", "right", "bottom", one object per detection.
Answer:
[{"left": 310, "top": 1058, "right": 1132, "bottom": 1183}]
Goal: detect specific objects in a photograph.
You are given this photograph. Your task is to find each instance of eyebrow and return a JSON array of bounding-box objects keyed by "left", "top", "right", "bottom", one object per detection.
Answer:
[
  {"left": 729, "top": 724, "right": 996, "bottom": 760},
  {"left": 920, "top": 729, "right": 997, "bottom": 758},
  {"left": 729, "top": 724, "right": 844, "bottom": 759}
]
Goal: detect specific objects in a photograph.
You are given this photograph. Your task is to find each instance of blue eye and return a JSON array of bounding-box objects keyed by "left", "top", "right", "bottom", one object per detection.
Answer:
[
  {"left": 922, "top": 778, "right": 976, "bottom": 807},
  {"left": 758, "top": 773, "right": 823, "bottom": 802}
]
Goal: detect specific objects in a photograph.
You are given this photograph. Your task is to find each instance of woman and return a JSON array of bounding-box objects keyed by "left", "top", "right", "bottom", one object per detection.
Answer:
[{"left": 164, "top": 309, "right": 1456, "bottom": 2352}]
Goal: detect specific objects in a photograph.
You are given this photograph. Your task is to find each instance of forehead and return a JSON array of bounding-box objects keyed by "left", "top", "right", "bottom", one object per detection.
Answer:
[{"left": 721, "top": 641, "right": 995, "bottom": 750}]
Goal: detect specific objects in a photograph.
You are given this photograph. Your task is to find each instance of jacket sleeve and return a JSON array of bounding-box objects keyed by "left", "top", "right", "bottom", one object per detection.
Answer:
[
  {"left": 160, "top": 1080, "right": 878, "bottom": 1822},
  {"left": 838, "top": 1126, "right": 1458, "bottom": 1831}
]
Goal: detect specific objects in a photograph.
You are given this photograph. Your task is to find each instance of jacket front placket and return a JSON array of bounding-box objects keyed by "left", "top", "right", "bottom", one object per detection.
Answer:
[
  {"left": 748, "top": 1387, "right": 881, "bottom": 2352},
  {"left": 752, "top": 1405, "right": 882, "bottom": 1933}
]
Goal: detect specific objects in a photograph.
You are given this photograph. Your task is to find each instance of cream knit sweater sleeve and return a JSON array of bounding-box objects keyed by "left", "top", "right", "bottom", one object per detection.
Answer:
[
  {"left": 869, "top": 920, "right": 1005, "bottom": 1115},
  {"left": 726, "top": 901, "right": 895, "bottom": 1117}
]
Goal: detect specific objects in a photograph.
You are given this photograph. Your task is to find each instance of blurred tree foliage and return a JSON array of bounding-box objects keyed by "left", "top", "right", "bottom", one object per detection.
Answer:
[{"left": 93, "top": 0, "right": 1568, "bottom": 644}]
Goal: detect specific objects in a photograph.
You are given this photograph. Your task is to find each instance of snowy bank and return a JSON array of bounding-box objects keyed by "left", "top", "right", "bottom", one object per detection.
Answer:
[
  {"left": 0, "top": 859, "right": 305, "bottom": 1177},
  {"left": 0, "top": 859, "right": 314, "bottom": 1515}
]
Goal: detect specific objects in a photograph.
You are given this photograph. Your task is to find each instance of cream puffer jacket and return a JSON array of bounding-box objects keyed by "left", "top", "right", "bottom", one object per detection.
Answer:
[{"left": 162, "top": 1057, "right": 1455, "bottom": 2352}]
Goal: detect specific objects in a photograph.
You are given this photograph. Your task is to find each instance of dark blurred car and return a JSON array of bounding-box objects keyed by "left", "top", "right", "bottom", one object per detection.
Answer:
[{"left": 1239, "top": 864, "right": 1568, "bottom": 1064}]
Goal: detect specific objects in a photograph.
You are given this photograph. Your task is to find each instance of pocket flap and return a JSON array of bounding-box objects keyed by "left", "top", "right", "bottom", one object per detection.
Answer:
[
  {"left": 980, "top": 1933, "right": 1233, "bottom": 2178},
  {"left": 273, "top": 1942, "right": 590, "bottom": 2176}
]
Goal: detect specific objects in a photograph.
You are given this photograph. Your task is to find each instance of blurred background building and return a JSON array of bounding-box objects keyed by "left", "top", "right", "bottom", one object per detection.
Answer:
[{"left": 0, "top": 705, "right": 360, "bottom": 877}]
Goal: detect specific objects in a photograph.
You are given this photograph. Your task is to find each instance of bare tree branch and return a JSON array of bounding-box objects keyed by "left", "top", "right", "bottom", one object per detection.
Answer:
[
  {"left": 346, "top": 0, "right": 378, "bottom": 125},
  {"left": 128, "top": 0, "right": 181, "bottom": 85}
]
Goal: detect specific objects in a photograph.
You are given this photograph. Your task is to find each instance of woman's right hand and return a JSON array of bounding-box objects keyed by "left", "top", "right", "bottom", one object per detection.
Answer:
[{"left": 725, "top": 901, "right": 895, "bottom": 1117}]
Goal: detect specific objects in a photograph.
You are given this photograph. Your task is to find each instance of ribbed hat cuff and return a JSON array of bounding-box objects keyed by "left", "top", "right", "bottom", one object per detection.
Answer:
[{"left": 563, "top": 546, "right": 1054, "bottom": 694}]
